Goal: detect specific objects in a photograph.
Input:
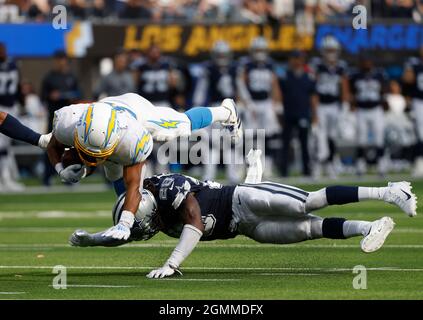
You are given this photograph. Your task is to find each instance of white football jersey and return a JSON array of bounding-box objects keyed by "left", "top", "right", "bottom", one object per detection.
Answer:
[{"left": 100, "top": 93, "right": 191, "bottom": 141}]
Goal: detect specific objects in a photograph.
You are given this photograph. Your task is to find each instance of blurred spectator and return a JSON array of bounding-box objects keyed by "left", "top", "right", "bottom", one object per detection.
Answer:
[
  {"left": 7, "top": 0, "right": 422, "bottom": 21},
  {"left": 239, "top": 0, "right": 270, "bottom": 23},
  {"left": 93, "top": 49, "right": 135, "bottom": 99},
  {"left": 384, "top": 0, "right": 415, "bottom": 18},
  {"left": 279, "top": 50, "right": 317, "bottom": 177},
  {"left": 68, "top": 0, "right": 87, "bottom": 19},
  {"left": 128, "top": 48, "right": 145, "bottom": 70},
  {"left": 119, "top": 0, "right": 152, "bottom": 20},
  {"left": 41, "top": 50, "right": 81, "bottom": 186},
  {"left": 90, "top": 0, "right": 107, "bottom": 18},
  {"left": 271, "top": 0, "right": 295, "bottom": 21},
  {"left": 318, "top": 0, "right": 356, "bottom": 20}
]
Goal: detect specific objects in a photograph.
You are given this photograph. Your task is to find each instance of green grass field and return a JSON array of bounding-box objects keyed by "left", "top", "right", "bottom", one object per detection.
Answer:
[{"left": 1, "top": 179, "right": 423, "bottom": 300}]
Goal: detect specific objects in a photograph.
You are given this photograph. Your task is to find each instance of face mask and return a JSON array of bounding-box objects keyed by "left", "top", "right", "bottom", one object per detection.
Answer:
[
  {"left": 216, "top": 56, "right": 230, "bottom": 67},
  {"left": 253, "top": 51, "right": 268, "bottom": 62},
  {"left": 324, "top": 51, "right": 338, "bottom": 63}
]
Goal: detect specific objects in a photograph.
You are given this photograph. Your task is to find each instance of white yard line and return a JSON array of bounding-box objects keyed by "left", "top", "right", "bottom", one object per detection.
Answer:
[
  {"left": 0, "top": 292, "right": 26, "bottom": 295},
  {"left": 0, "top": 211, "right": 110, "bottom": 219},
  {"left": 48, "top": 284, "right": 135, "bottom": 288},
  {"left": 158, "top": 279, "right": 240, "bottom": 282},
  {"left": 0, "top": 265, "right": 423, "bottom": 272}
]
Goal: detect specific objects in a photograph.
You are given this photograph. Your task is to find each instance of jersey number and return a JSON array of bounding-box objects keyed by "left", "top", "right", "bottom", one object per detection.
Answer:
[
  {"left": 217, "top": 74, "right": 234, "bottom": 98},
  {"left": 248, "top": 69, "right": 272, "bottom": 92},
  {"left": 0, "top": 70, "right": 18, "bottom": 95},
  {"left": 141, "top": 70, "right": 169, "bottom": 93},
  {"left": 202, "top": 214, "right": 216, "bottom": 237}
]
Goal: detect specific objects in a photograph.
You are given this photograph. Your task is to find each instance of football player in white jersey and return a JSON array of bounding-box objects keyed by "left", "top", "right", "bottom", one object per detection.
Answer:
[{"left": 47, "top": 93, "right": 241, "bottom": 241}]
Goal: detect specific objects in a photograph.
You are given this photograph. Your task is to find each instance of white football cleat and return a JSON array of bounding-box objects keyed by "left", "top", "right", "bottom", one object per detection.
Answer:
[
  {"left": 360, "top": 217, "right": 395, "bottom": 253},
  {"left": 221, "top": 98, "right": 242, "bottom": 143},
  {"left": 383, "top": 181, "right": 417, "bottom": 217}
]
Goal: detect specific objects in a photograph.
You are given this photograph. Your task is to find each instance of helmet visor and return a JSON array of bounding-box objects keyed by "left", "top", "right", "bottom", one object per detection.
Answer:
[
  {"left": 74, "top": 132, "right": 115, "bottom": 167},
  {"left": 75, "top": 147, "right": 108, "bottom": 167}
]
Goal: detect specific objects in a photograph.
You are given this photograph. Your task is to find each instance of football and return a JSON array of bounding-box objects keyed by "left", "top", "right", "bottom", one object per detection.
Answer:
[
  {"left": 61, "top": 148, "right": 96, "bottom": 176},
  {"left": 61, "top": 148, "right": 83, "bottom": 168}
]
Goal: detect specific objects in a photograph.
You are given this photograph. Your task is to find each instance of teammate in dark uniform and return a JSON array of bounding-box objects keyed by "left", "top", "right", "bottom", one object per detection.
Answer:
[
  {"left": 134, "top": 44, "right": 178, "bottom": 108},
  {"left": 0, "top": 44, "right": 51, "bottom": 169},
  {"left": 350, "top": 55, "right": 389, "bottom": 176},
  {"left": 0, "top": 42, "right": 23, "bottom": 190},
  {"left": 69, "top": 151, "right": 415, "bottom": 279},
  {"left": 238, "top": 37, "right": 282, "bottom": 177},
  {"left": 310, "top": 36, "right": 350, "bottom": 178},
  {"left": 193, "top": 41, "right": 240, "bottom": 183},
  {"left": 403, "top": 47, "right": 423, "bottom": 176}
]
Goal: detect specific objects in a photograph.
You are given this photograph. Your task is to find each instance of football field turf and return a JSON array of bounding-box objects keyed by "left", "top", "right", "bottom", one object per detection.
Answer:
[{"left": 0, "top": 179, "right": 423, "bottom": 300}]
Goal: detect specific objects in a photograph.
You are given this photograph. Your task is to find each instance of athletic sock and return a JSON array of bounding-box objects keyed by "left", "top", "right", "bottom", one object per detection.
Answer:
[
  {"left": 322, "top": 217, "right": 346, "bottom": 239},
  {"left": 326, "top": 186, "right": 359, "bottom": 205},
  {"left": 207, "top": 106, "right": 230, "bottom": 123},
  {"left": 342, "top": 220, "right": 372, "bottom": 238},
  {"left": 358, "top": 187, "right": 388, "bottom": 201},
  {"left": 0, "top": 114, "right": 41, "bottom": 146}
]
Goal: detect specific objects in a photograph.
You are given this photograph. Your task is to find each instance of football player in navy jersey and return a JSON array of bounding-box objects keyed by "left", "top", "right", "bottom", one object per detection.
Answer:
[
  {"left": 238, "top": 37, "right": 282, "bottom": 176},
  {"left": 310, "top": 36, "right": 351, "bottom": 178},
  {"left": 193, "top": 41, "right": 241, "bottom": 183},
  {"left": 0, "top": 43, "right": 50, "bottom": 190},
  {"left": 134, "top": 44, "right": 179, "bottom": 108},
  {"left": 403, "top": 46, "right": 423, "bottom": 177},
  {"left": 350, "top": 55, "right": 389, "bottom": 176},
  {"left": 70, "top": 150, "right": 416, "bottom": 279}
]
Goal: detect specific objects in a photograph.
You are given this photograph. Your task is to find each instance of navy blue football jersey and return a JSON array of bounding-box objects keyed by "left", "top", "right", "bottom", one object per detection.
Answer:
[
  {"left": 350, "top": 69, "right": 388, "bottom": 109},
  {"left": 242, "top": 59, "right": 274, "bottom": 101},
  {"left": 310, "top": 57, "right": 348, "bottom": 104},
  {"left": 205, "top": 61, "right": 237, "bottom": 104},
  {"left": 136, "top": 60, "right": 172, "bottom": 103},
  {"left": 0, "top": 59, "right": 19, "bottom": 108},
  {"left": 145, "top": 173, "right": 237, "bottom": 241},
  {"left": 404, "top": 57, "right": 423, "bottom": 99}
]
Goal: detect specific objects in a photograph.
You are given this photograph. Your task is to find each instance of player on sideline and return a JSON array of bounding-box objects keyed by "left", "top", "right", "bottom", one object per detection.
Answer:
[
  {"left": 70, "top": 150, "right": 417, "bottom": 279},
  {"left": 47, "top": 92, "right": 241, "bottom": 241}
]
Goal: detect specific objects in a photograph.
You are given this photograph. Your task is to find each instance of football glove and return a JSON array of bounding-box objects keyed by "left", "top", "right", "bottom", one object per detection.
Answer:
[
  {"left": 57, "top": 164, "right": 87, "bottom": 184},
  {"left": 69, "top": 229, "right": 92, "bottom": 247},
  {"left": 146, "top": 263, "right": 182, "bottom": 279},
  {"left": 102, "top": 210, "right": 134, "bottom": 240}
]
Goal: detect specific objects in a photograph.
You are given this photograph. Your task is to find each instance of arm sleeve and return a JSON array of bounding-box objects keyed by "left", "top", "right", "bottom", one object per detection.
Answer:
[{"left": 166, "top": 224, "right": 203, "bottom": 268}]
